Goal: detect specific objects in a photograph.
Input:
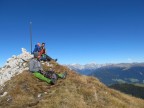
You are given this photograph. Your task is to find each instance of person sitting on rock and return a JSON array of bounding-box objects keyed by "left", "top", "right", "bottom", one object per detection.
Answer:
[
  {"left": 32, "top": 43, "right": 41, "bottom": 54},
  {"left": 29, "top": 52, "right": 67, "bottom": 84},
  {"left": 39, "top": 42, "right": 57, "bottom": 62}
]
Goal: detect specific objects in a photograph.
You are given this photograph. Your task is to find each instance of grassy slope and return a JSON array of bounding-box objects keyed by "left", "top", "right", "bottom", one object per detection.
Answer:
[
  {"left": 109, "top": 83, "right": 144, "bottom": 99},
  {"left": 0, "top": 61, "right": 144, "bottom": 108}
]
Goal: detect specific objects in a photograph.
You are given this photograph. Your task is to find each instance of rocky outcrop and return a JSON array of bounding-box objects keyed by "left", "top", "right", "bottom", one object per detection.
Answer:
[{"left": 0, "top": 48, "right": 33, "bottom": 86}]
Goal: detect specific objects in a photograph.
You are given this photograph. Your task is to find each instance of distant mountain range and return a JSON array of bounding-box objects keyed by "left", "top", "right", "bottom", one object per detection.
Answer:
[
  {"left": 66, "top": 63, "right": 108, "bottom": 75},
  {"left": 66, "top": 63, "right": 144, "bottom": 85}
]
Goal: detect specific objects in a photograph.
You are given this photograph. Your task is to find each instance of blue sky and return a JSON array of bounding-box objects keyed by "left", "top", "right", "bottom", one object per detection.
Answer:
[{"left": 0, "top": 0, "right": 144, "bottom": 67}]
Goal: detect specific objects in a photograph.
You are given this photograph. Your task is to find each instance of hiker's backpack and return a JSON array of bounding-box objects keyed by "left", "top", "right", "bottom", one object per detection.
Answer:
[{"left": 44, "top": 71, "right": 58, "bottom": 80}]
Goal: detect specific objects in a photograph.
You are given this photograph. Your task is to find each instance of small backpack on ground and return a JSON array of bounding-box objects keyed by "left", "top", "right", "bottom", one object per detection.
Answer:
[
  {"left": 44, "top": 71, "right": 58, "bottom": 84},
  {"left": 45, "top": 71, "right": 58, "bottom": 79}
]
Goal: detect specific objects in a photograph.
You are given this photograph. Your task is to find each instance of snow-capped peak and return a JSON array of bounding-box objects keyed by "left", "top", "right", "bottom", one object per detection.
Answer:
[
  {"left": 66, "top": 62, "right": 144, "bottom": 71},
  {"left": 66, "top": 63, "right": 107, "bottom": 70},
  {"left": 0, "top": 48, "right": 33, "bottom": 86}
]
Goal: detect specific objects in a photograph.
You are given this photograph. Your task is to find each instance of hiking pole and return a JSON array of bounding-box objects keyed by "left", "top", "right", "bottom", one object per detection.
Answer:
[{"left": 30, "top": 21, "right": 33, "bottom": 54}]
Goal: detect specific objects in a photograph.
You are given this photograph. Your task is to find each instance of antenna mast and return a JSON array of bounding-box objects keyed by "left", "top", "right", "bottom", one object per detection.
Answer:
[{"left": 30, "top": 21, "right": 32, "bottom": 54}]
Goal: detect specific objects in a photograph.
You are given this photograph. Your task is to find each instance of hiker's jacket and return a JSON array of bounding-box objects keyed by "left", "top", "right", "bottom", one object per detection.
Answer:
[
  {"left": 33, "top": 44, "right": 41, "bottom": 53},
  {"left": 29, "top": 58, "right": 43, "bottom": 72},
  {"left": 39, "top": 46, "right": 46, "bottom": 56}
]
